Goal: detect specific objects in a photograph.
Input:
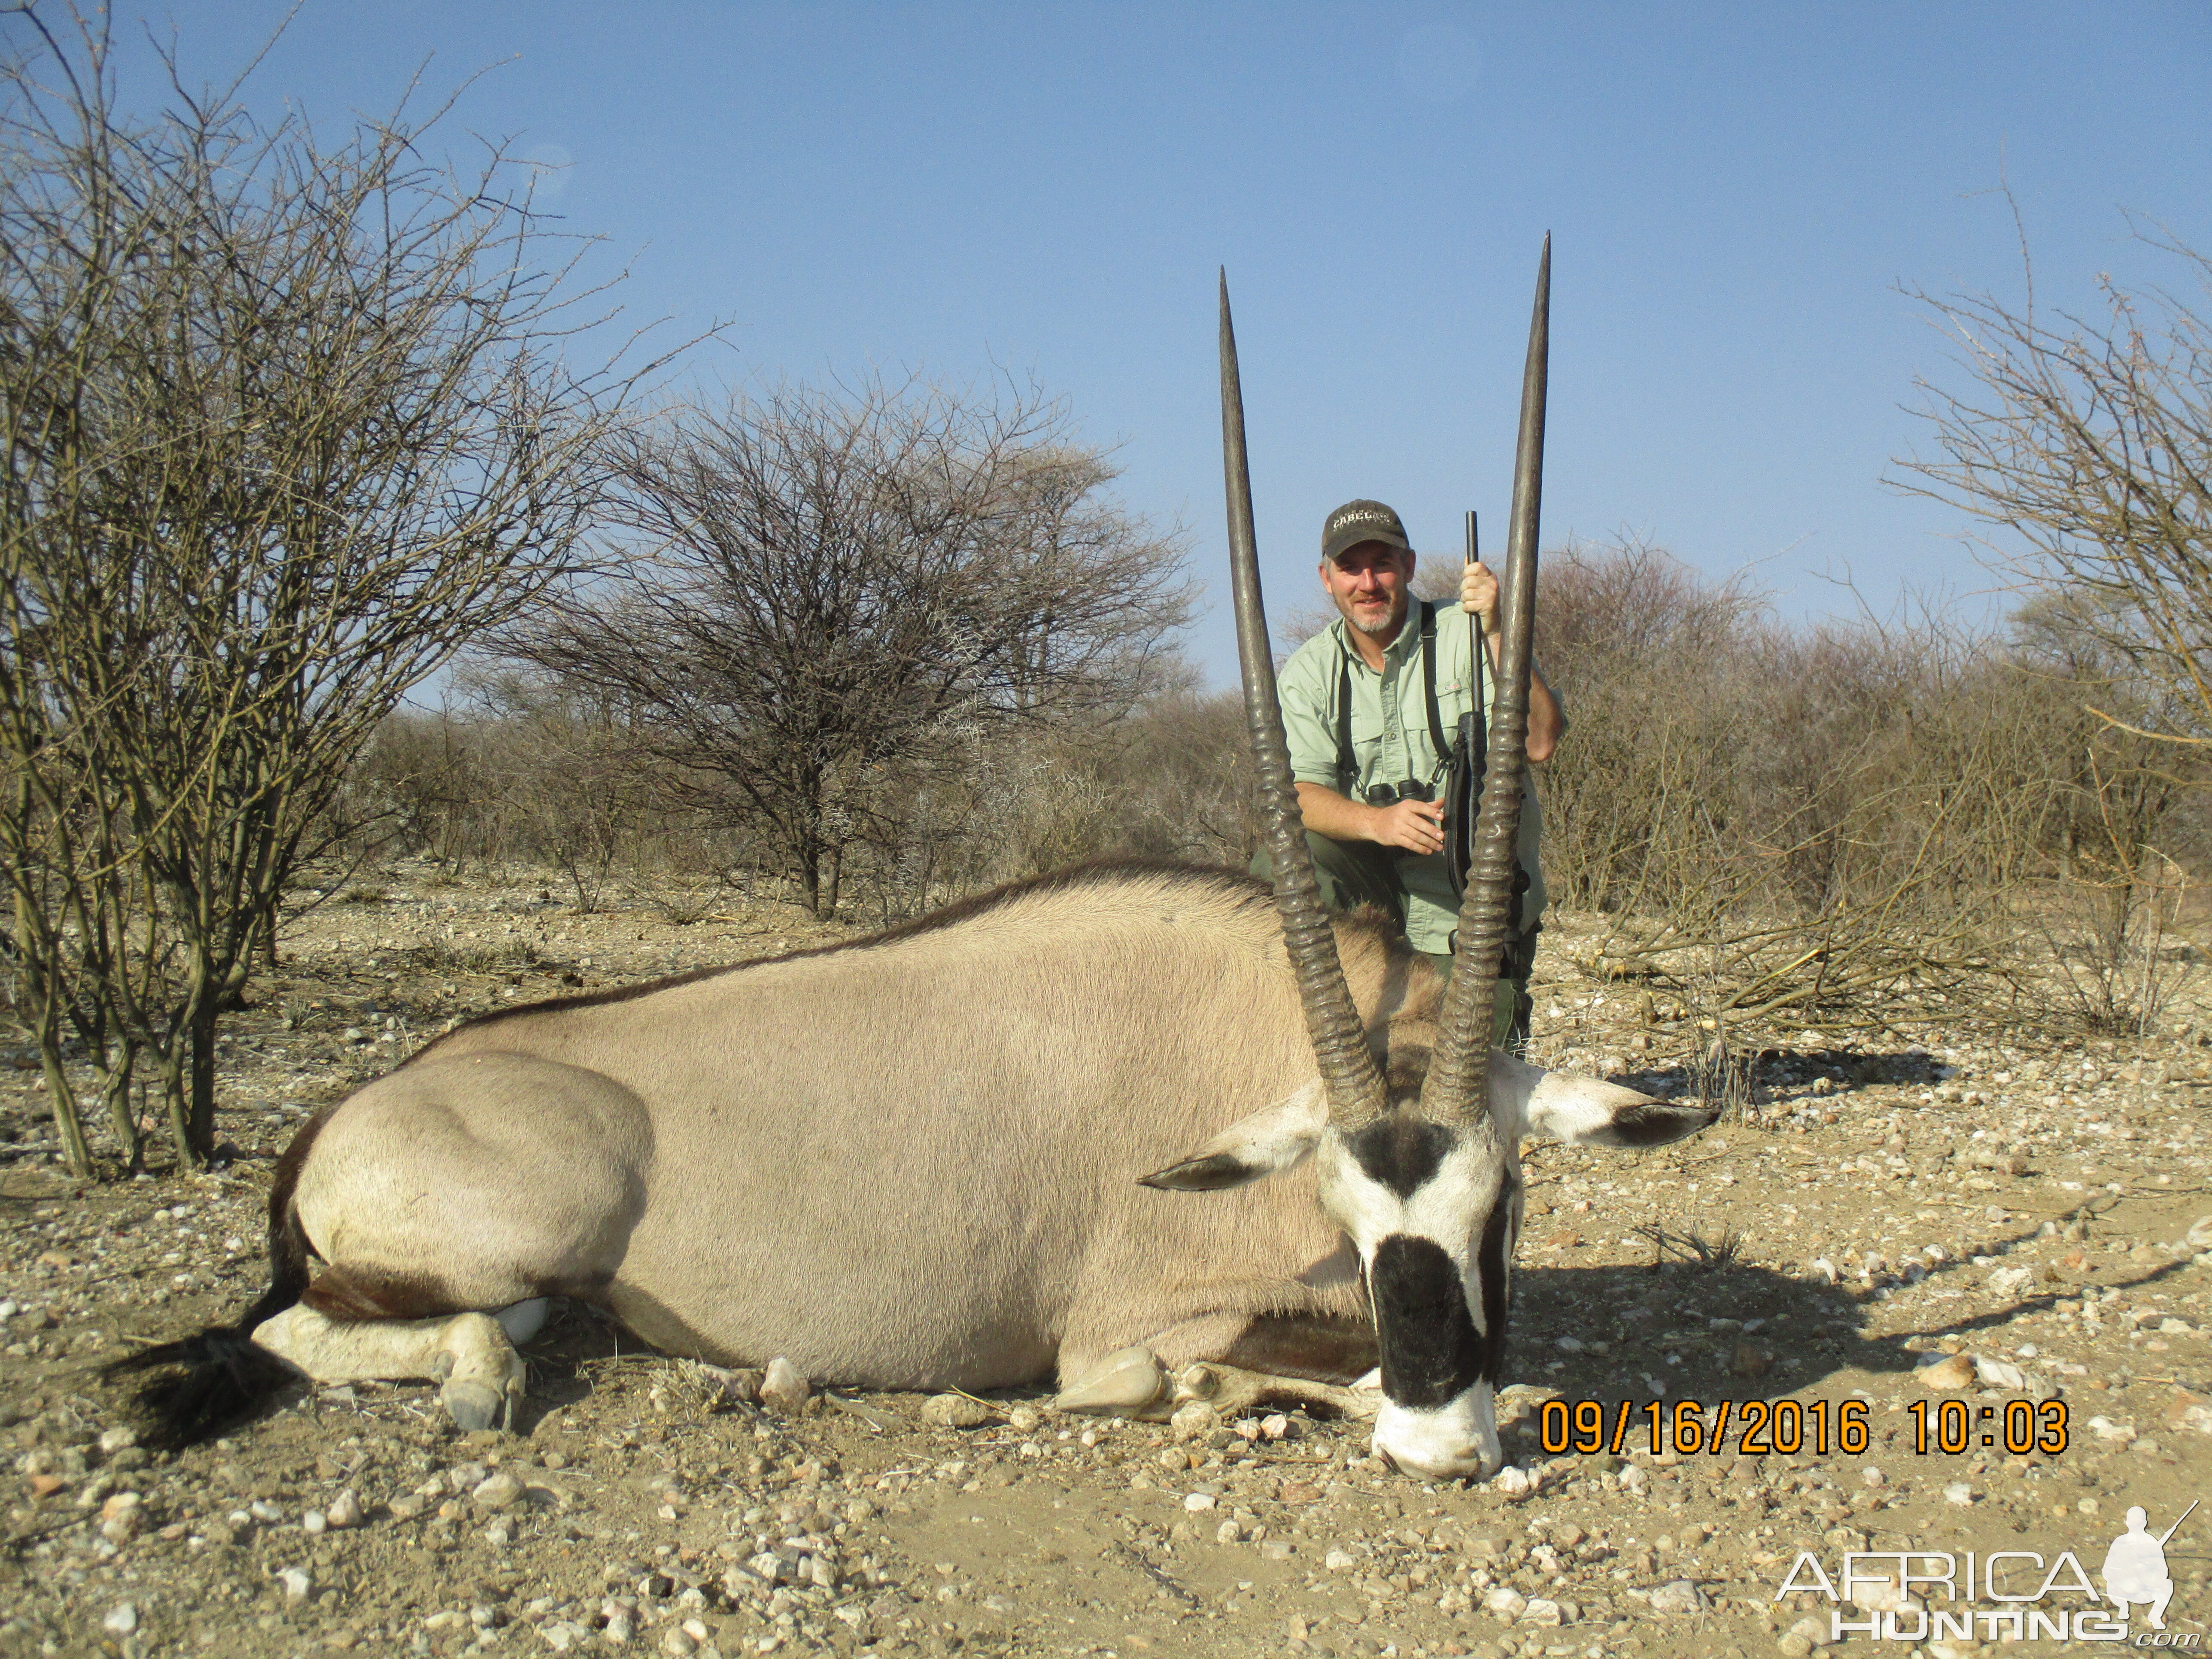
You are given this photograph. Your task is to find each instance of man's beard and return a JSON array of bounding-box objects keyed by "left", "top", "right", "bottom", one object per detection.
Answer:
[{"left": 1341, "top": 592, "right": 1407, "bottom": 640}]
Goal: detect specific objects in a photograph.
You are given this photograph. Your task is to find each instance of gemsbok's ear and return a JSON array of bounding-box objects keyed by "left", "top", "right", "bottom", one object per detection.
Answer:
[
  {"left": 1139, "top": 1080, "right": 1328, "bottom": 1192},
  {"left": 1513, "top": 1060, "right": 1720, "bottom": 1149}
]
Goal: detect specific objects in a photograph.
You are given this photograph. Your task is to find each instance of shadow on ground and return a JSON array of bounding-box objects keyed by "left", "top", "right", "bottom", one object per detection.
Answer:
[{"left": 1508, "top": 1234, "right": 2193, "bottom": 1440}]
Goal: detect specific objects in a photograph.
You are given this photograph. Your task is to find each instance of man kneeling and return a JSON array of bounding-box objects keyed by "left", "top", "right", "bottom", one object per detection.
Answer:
[{"left": 1255, "top": 499, "right": 1563, "bottom": 1046}]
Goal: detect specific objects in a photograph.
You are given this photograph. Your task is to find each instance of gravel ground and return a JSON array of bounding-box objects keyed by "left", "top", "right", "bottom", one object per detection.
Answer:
[{"left": 4, "top": 863, "right": 2211, "bottom": 1658}]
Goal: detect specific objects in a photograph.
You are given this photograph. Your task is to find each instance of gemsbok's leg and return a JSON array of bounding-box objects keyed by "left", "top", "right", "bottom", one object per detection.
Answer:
[
  {"left": 1170, "top": 1360, "right": 1382, "bottom": 1422},
  {"left": 250, "top": 1304, "right": 536, "bottom": 1431},
  {"left": 1056, "top": 1313, "right": 1382, "bottom": 1422},
  {"left": 276, "top": 1054, "right": 653, "bottom": 1429}
]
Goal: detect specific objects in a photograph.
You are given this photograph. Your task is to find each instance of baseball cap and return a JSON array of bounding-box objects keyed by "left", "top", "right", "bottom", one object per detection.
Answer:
[{"left": 1321, "top": 499, "right": 1413, "bottom": 564}]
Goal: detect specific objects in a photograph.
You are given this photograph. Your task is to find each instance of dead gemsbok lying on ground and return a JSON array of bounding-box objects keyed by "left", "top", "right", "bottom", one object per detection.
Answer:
[{"left": 117, "top": 243, "right": 1714, "bottom": 1480}]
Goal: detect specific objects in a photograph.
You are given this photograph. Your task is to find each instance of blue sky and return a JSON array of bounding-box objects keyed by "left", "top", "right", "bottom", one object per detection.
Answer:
[{"left": 22, "top": 2, "right": 2212, "bottom": 682}]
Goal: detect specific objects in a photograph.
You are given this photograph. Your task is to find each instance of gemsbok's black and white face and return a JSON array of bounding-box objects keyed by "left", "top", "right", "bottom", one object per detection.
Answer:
[{"left": 1146, "top": 1057, "right": 1715, "bottom": 1480}]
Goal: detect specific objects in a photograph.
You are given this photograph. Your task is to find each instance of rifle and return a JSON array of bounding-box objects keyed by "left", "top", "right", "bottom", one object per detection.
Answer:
[
  {"left": 1442, "top": 511, "right": 1487, "bottom": 903},
  {"left": 2159, "top": 1499, "right": 2198, "bottom": 1547}
]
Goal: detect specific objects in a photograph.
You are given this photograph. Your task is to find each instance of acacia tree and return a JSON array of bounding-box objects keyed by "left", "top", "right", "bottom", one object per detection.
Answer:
[
  {"left": 0, "top": 9, "right": 661, "bottom": 1169},
  {"left": 1898, "top": 214, "right": 2212, "bottom": 745},
  {"left": 503, "top": 379, "right": 1193, "bottom": 919}
]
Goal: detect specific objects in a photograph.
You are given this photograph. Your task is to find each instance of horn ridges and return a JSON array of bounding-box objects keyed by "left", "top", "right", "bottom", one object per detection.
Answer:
[
  {"left": 1422, "top": 235, "right": 1550, "bottom": 1120},
  {"left": 1218, "top": 272, "right": 1385, "bottom": 1127}
]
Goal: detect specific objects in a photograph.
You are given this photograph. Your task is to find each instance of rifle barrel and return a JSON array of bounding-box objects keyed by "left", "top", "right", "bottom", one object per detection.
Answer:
[{"left": 2158, "top": 1497, "right": 2199, "bottom": 1547}]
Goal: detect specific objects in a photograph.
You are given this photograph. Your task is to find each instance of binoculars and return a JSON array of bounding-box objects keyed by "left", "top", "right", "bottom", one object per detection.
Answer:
[{"left": 1364, "top": 778, "right": 1435, "bottom": 806}]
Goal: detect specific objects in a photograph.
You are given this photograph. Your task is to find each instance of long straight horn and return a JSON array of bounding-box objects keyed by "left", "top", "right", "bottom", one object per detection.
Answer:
[
  {"left": 1422, "top": 235, "right": 1549, "bottom": 1120},
  {"left": 1219, "top": 271, "right": 1385, "bottom": 1127}
]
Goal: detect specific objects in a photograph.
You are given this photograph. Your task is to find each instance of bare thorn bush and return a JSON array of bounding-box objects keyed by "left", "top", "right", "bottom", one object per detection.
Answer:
[
  {"left": 1899, "top": 207, "right": 2212, "bottom": 748},
  {"left": 1539, "top": 538, "right": 2203, "bottom": 1043},
  {"left": 0, "top": 12, "right": 671, "bottom": 1168}
]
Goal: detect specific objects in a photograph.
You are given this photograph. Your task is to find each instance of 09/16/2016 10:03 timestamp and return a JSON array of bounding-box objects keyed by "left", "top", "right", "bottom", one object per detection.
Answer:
[{"left": 1539, "top": 1398, "right": 2072, "bottom": 1459}]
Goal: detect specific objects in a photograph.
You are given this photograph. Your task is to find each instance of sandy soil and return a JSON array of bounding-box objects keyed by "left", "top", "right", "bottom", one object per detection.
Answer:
[{"left": 3, "top": 860, "right": 2210, "bottom": 1659}]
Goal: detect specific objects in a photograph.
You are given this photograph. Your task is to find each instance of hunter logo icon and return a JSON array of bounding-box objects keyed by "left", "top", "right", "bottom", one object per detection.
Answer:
[{"left": 2106, "top": 1500, "right": 2195, "bottom": 1632}]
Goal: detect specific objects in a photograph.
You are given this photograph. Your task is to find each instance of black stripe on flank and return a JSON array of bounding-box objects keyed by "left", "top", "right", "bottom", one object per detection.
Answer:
[
  {"left": 1220, "top": 1314, "right": 1379, "bottom": 1386},
  {"left": 1346, "top": 1115, "right": 1458, "bottom": 1199},
  {"left": 1370, "top": 1236, "right": 1483, "bottom": 1409}
]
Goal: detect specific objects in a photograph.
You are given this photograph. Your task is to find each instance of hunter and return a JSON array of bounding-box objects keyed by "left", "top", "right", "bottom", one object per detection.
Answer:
[{"left": 1255, "top": 498, "right": 1563, "bottom": 1045}]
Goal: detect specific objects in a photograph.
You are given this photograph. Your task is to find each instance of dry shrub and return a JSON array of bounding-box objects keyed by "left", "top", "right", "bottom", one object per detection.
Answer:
[
  {"left": 2006, "top": 599, "right": 2202, "bottom": 1034},
  {"left": 336, "top": 670, "right": 1254, "bottom": 928},
  {"left": 1528, "top": 537, "right": 1766, "bottom": 919},
  {"left": 1536, "top": 539, "right": 2207, "bottom": 1040},
  {"left": 0, "top": 17, "right": 659, "bottom": 1170},
  {"left": 832, "top": 681, "right": 1256, "bottom": 922},
  {"left": 347, "top": 688, "right": 762, "bottom": 905},
  {"left": 494, "top": 380, "right": 1194, "bottom": 922}
]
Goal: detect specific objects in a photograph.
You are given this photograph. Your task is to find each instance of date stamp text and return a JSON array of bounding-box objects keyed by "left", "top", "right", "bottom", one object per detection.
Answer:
[{"left": 1537, "top": 1397, "right": 2072, "bottom": 1458}]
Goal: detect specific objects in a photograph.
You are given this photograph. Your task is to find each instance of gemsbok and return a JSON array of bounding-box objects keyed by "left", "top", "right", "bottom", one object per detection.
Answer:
[{"left": 118, "top": 242, "right": 1714, "bottom": 1480}]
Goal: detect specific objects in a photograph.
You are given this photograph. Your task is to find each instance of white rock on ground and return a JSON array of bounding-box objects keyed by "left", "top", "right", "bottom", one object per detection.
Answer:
[
  {"left": 1648, "top": 1580, "right": 1706, "bottom": 1614},
  {"left": 759, "top": 1355, "right": 810, "bottom": 1414},
  {"left": 1484, "top": 1586, "right": 1528, "bottom": 1619}
]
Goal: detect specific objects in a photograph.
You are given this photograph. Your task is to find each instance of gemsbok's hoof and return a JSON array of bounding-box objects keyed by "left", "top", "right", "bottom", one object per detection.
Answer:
[
  {"left": 438, "top": 1377, "right": 511, "bottom": 1434},
  {"left": 1054, "top": 1345, "right": 1171, "bottom": 1418},
  {"left": 430, "top": 1312, "right": 527, "bottom": 1432}
]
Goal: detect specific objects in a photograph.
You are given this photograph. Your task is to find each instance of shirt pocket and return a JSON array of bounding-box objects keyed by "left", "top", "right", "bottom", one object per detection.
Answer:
[{"left": 1345, "top": 702, "right": 1388, "bottom": 769}]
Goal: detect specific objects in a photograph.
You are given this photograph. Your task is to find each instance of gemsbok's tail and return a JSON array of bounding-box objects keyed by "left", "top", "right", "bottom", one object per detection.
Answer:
[{"left": 106, "top": 1128, "right": 319, "bottom": 1447}]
